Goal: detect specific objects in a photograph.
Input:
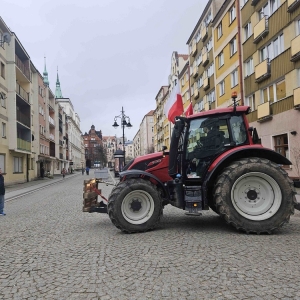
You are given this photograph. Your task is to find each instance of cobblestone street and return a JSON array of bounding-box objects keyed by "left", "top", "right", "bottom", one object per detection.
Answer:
[{"left": 1, "top": 171, "right": 300, "bottom": 300}]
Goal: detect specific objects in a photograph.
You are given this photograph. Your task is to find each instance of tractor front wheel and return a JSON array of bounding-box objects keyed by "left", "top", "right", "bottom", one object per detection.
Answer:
[
  {"left": 108, "top": 178, "right": 163, "bottom": 233},
  {"left": 213, "top": 157, "right": 296, "bottom": 234}
]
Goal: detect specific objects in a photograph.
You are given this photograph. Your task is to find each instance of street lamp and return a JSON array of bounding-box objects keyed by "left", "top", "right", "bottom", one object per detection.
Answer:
[{"left": 112, "top": 107, "right": 132, "bottom": 155}]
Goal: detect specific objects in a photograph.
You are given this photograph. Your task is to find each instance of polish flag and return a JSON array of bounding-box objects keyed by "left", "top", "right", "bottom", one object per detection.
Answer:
[
  {"left": 184, "top": 102, "right": 193, "bottom": 117},
  {"left": 164, "top": 84, "right": 184, "bottom": 123}
]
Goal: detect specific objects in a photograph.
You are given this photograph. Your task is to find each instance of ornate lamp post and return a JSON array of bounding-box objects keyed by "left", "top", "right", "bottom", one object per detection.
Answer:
[{"left": 112, "top": 107, "right": 132, "bottom": 156}]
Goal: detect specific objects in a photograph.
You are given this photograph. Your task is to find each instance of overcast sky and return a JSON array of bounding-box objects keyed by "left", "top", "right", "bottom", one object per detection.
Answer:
[{"left": 1, "top": 0, "right": 204, "bottom": 140}]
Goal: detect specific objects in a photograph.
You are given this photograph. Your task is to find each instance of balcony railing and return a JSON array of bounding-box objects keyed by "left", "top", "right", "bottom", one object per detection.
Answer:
[
  {"left": 201, "top": 27, "right": 208, "bottom": 42},
  {"left": 49, "top": 116, "right": 55, "bottom": 126},
  {"left": 203, "top": 77, "right": 210, "bottom": 91},
  {"left": 16, "top": 83, "right": 30, "bottom": 103},
  {"left": 15, "top": 55, "right": 30, "bottom": 81},
  {"left": 17, "top": 138, "right": 31, "bottom": 152},
  {"left": 257, "top": 101, "right": 272, "bottom": 121},
  {"left": 291, "top": 35, "right": 300, "bottom": 62},
  {"left": 202, "top": 52, "right": 209, "bottom": 66},
  {"left": 255, "top": 59, "right": 271, "bottom": 83},
  {"left": 192, "top": 43, "right": 197, "bottom": 57},
  {"left": 287, "top": 0, "right": 300, "bottom": 12},
  {"left": 17, "top": 110, "right": 30, "bottom": 127},
  {"left": 193, "top": 67, "right": 198, "bottom": 78},
  {"left": 194, "top": 88, "right": 199, "bottom": 99},
  {"left": 204, "top": 102, "right": 210, "bottom": 111},
  {"left": 253, "top": 17, "right": 269, "bottom": 44},
  {"left": 294, "top": 87, "right": 300, "bottom": 108}
]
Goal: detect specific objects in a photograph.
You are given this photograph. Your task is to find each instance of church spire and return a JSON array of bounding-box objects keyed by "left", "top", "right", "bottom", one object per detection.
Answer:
[
  {"left": 55, "top": 67, "right": 63, "bottom": 98},
  {"left": 43, "top": 57, "right": 49, "bottom": 87}
]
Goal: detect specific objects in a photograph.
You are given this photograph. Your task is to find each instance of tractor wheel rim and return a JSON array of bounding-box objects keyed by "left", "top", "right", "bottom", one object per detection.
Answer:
[
  {"left": 122, "top": 190, "right": 155, "bottom": 225},
  {"left": 231, "top": 172, "right": 282, "bottom": 221}
]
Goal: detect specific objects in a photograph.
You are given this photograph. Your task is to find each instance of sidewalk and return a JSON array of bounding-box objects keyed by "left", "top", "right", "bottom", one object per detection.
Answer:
[{"left": 5, "top": 173, "right": 79, "bottom": 201}]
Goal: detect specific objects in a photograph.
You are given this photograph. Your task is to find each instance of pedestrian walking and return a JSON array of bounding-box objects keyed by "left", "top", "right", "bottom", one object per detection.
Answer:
[
  {"left": 86, "top": 167, "right": 90, "bottom": 175},
  {"left": 0, "top": 168, "right": 6, "bottom": 216},
  {"left": 62, "top": 168, "right": 66, "bottom": 179}
]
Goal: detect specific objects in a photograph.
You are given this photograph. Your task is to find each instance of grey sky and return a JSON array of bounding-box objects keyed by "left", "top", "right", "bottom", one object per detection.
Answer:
[{"left": 1, "top": 0, "right": 204, "bottom": 140}]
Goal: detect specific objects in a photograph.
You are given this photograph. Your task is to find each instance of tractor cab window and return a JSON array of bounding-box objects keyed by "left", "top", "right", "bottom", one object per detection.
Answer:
[
  {"left": 229, "top": 116, "right": 247, "bottom": 145},
  {"left": 186, "top": 117, "right": 229, "bottom": 178}
]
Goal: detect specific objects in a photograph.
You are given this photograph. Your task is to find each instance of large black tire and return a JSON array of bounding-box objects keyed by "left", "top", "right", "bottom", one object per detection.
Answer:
[
  {"left": 213, "top": 157, "right": 296, "bottom": 234},
  {"left": 108, "top": 178, "right": 163, "bottom": 233}
]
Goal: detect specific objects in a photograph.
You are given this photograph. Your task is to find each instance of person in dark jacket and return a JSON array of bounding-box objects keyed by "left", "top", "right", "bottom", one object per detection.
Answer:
[{"left": 0, "top": 168, "right": 6, "bottom": 216}]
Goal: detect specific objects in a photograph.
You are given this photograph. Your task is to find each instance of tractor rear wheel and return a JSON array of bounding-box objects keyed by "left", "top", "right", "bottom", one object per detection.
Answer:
[
  {"left": 108, "top": 178, "right": 163, "bottom": 233},
  {"left": 213, "top": 157, "right": 296, "bottom": 234}
]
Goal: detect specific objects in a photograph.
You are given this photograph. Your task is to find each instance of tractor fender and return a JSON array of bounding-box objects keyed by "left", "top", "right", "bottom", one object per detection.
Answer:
[
  {"left": 203, "top": 147, "right": 292, "bottom": 205},
  {"left": 119, "top": 169, "right": 169, "bottom": 198}
]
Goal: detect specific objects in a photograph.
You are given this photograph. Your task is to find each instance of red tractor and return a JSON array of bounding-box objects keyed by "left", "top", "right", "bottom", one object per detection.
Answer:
[{"left": 103, "top": 100, "right": 298, "bottom": 233}]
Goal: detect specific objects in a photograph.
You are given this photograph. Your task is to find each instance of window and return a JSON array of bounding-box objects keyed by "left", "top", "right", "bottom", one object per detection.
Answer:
[
  {"left": 2, "top": 122, "right": 6, "bottom": 138},
  {"left": 218, "top": 52, "right": 224, "bottom": 68},
  {"left": 217, "top": 22, "right": 222, "bottom": 39},
  {"left": 274, "top": 134, "right": 289, "bottom": 166},
  {"left": 229, "top": 6, "right": 236, "bottom": 24},
  {"left": 14, "top": 157, "right": 23, "bottom": 173},
  {"left": 261, "top": 80, "right": 286, "bottom": 104},
  {"left": 244, "top": 22, "right": 252, "bottom": 41},
  {"left": 259, "top": 0, "right": 279, "bottom": 19},
  {"left": 244, "top": 58, "right": 254, "bottom": 77},
  {"left": 241, "top": 0, "right": 249, "bottom": 7},
  {"left": 245, "top": 94, "right": 256, "bottom": 111},
  {"left": 230, "top": 37, "right": 237, "bottom": 56},
  {"left": 207, "top": 89, "right": 215, "bottom": 102},
  {"left": 1, "top": 62, "right": 5, "bottom": 79},
  {"left": 219, "top": 81, "right": 225, "bottom": 96},
  {"left": 196, "top": 54, "right": 202, "bottom": 66},
  {"left": 0, "top": 154, "right": 5, "bottom": 173},
  {"left": 297, "top": 19, "right": 300, "bottom": 35},
  {"left": 206, "top": 63, "right": 214, "bottom": 77},
  {"left": 197, "top": 76, "right": 203, "bottom": 88},
  {"left": 231, "top": 69, "right": 238, "bottom": 87},
  {"left": 206, "top": 38, "right": 213, "bottom": 52},
  {"left": 181, "top": 78, "right": 185, "bottom": 86}
]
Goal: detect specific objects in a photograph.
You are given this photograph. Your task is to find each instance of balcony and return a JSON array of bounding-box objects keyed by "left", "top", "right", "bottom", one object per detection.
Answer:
[
  {"left": 287, "top": 0, "right": 300, "bottom": 12},
  {"left": 201, "top": 27, "right": 208, "bottom": 42},
  {"left": 16, "top": 83, "right": 29, "bottom": 103},
  {"left": 257, "top": 101, "right": 272, "bottom": 122},
  {"left": 192, "top": 43, "right": 197, "bottom": 57},
  {"left": 253, "top": 17, "right": 269, "bottom": 44},
  {"left": 294, "top": 87, "right": 300, "bottom": 109},
  {"left": 290, "top": 35, "right": 300, "bottom": 62},
  {"left": 251, "top": 0, "right": 260, "bottom": 5},
  {"left": 49, "top": 116, "right": 55, "bottom": 127},
  {"left": 202, "top": 52, "right": 209, "bottom": 66},
  {"left": 193, "top": 66, "right": 198, "bottom": 78},
  {"left": 17, "top": 138, "right": 31, "bottom": 152},
  {"left": 203, "top": 77, "right": 210, "bottom": 91},
  {"left": 15, "top": 55, "right": 30, "bottom": 81},
  {"left": 255, "top": 59, "right": 271, "bottom": 83}
]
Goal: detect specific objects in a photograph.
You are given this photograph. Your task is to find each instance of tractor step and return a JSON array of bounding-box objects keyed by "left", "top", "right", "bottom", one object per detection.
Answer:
[{"left": 185, "top": 212, "right": 202, "bottom": 216}]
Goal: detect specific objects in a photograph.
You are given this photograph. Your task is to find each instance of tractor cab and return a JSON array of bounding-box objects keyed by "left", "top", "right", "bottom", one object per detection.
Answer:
[{"left": 168, "top": 106, "right": 252, "bottom": 183}]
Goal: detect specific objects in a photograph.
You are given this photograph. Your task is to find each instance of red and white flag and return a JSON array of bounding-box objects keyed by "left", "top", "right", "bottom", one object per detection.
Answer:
[
  {"left": 184, "top": 102, "right": 193, "bottom": 117},
  {"left": 164, "top": 84, "right": 184, "bottom": 123}
]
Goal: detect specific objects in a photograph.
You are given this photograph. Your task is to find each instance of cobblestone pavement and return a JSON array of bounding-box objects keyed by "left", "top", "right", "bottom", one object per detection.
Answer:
[{"left": 1, "top": 170, "right": 300, "bottom": 300}]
